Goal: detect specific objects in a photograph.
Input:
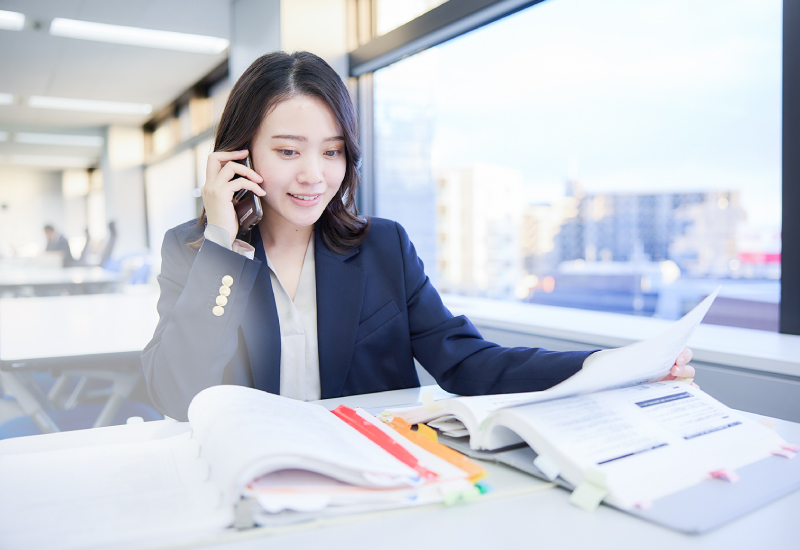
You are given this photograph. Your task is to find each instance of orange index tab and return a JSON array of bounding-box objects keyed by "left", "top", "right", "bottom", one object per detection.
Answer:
[{"left": 387, "top": 419, "right": 487, "bottom": 483}]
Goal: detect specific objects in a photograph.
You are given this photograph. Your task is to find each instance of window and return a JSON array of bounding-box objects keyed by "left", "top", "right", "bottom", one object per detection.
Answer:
[{"left": 370, "top": 0, "right": 783, "bottom": 331}]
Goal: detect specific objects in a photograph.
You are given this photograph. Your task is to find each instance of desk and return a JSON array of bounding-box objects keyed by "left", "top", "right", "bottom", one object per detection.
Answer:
[
  {"left": 1, "top": 386, "right": 798, "bottom": 550},
  {"left": 0, "top": 265, "right": 121, "bottom": 297},
  {"left": 0, "top": 291, "right": 159, "bottom": 432}
]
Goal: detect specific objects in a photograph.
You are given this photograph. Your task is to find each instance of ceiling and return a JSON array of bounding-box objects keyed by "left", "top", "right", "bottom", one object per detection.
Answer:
[{"left": 0, "top": 0, "right": 232, "bottom": 169}]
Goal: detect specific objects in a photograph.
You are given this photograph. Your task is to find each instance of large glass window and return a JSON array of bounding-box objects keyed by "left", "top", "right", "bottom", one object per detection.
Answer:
[{"left": 372, "top": 0, "right": 782, "bottom": 331}]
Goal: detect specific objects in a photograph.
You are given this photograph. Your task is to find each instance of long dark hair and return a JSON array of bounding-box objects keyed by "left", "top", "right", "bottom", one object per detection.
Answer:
[{"left": 192, "top": 51, "right": 368, "bottom": 252}]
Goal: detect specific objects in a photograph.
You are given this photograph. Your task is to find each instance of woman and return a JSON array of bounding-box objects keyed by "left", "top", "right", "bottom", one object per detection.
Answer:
[{"left": 142, "top": 52, "right": 694, "bottom": 421}]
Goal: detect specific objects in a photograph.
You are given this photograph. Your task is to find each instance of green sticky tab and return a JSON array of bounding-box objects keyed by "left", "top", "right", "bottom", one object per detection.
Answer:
[
  {"left": 569, "top": 481, "right": 609, "bottom": 512},
  {"left": 475, "top": 481, "right": 493, "bottom": 495},
  {"left": 422, "top": 391, "right": 444, "bottom": 412},
  {"left": 444, "top": 489, "right": 461, "bottom": 506},
  {"left": 461, "top": 486, "right": 481, "bottom": 502}
]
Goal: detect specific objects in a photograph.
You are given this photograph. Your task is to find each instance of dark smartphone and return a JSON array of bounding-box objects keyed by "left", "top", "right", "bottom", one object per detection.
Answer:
[{"left": 232, "top": 156, "right": 263, "bottom": 238}]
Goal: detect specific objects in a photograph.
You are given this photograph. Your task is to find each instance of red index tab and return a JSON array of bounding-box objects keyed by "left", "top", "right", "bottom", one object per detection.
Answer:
[{"left": 331, "top": 405, "right": 438, "bottom": 481}]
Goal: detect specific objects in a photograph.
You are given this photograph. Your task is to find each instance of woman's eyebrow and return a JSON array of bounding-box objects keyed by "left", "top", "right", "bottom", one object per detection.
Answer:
[
  {"left": 272, "top": 134, "right": 306, "bottom": 141},
  {"left": 271, "top": 134, "right": 344, "bottom": 142}
]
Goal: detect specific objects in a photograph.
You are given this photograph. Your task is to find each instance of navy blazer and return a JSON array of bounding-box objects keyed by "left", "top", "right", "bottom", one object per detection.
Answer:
[{"left": 142, "top": 217, "right": 593, "bottom": 421}]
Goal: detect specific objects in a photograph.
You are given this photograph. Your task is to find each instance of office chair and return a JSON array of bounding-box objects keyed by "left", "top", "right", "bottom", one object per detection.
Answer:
[{"left": 0, "top": 370, "right": 163, "bottom": 439}]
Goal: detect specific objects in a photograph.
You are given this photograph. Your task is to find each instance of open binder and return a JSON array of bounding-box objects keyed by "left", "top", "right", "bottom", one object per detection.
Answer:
[{"left": 439, "top": 433, "right": 800, "bottom": 534}]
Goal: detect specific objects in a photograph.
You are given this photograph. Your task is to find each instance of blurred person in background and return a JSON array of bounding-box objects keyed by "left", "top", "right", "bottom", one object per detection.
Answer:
[{"left": 44, "top": 224, "right": 75, "bottom": 267}]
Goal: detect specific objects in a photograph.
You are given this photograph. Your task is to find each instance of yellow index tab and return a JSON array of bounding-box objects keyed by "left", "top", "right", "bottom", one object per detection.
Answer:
[{"left": 416, "top": 422, "right": 438, "bottom": 443}]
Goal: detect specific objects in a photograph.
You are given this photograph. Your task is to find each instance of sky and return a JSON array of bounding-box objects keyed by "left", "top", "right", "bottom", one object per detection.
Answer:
[{"left": 377, "top": 0, "right": 782, "bottom": 230}]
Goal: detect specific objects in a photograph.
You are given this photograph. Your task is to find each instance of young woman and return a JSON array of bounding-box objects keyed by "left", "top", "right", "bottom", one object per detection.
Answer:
[{"left": 142, "top": 52, "right": 693, "bottom": 421}]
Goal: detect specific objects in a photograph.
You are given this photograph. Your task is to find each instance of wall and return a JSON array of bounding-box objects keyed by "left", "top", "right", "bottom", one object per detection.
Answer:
[
  {"left": 280, "top": 0, "right": 349, "bottom": 80},
  {"left": 144, "top": 149, "right": 198, "bottom": 269},
  {"left": 229, "top": 0, "right": 348, "bottom": 82},
  {"left": 103, "top": 126, "right": 148, "bottom": 255}
]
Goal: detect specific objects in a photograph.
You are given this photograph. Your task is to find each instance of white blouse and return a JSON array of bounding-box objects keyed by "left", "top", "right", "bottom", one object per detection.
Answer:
[{"left": 204, "top": 224, "right": 321, "bottom": 401}]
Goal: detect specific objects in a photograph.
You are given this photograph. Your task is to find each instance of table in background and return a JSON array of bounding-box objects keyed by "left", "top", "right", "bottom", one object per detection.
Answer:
[
  {"left": 0, "top": 291, "right": 159, "bottom": 432},
  {"left": 0, "top": 266, "right": 121, "bottom": 297},
  {"left": 1, "top": 386, "right": 797, "bottom": 550}
]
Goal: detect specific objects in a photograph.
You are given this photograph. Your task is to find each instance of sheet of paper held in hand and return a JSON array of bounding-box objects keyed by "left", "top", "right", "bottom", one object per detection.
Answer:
[{"left": 441, "top": 287, "right": 720, "bottom": 425}]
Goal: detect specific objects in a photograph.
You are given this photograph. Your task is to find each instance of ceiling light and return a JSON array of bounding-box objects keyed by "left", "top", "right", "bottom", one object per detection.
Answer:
[
  {"left": 15, "top": 133, "right": 105, "bottom": 147},
  {"left": 49, "top": 18, "right": 229, "bottom": 54},
  {"left": 9, "top": 155, "right": 97, "bottom": 168},
  {"left": 28, "top": 96, "right": 152, "bottom": 115},
  {"left": 0, "top": 93, "right": 14, "bottom": 105},
  {"left": 0, "top": 10, "right": 25, "bottom": 31}
]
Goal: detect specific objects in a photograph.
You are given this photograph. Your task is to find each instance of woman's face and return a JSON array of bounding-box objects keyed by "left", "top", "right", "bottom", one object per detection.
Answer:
[{"left": 250, "top": 95, "right": 347, "bottom": 231}]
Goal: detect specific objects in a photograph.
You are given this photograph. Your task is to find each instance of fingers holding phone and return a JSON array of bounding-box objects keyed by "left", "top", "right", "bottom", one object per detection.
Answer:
[{"left": 202, "top": 150, "right": 265, "bottom": 243}]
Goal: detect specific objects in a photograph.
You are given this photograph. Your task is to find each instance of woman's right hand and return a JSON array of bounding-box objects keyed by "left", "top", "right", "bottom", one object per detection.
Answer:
[{"left": 202, "top": 150, "right": 265, "bottom": 243}]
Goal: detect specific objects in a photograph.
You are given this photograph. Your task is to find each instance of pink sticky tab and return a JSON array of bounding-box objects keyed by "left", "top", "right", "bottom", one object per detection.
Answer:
[
  {"left": 781, "top": 443, "right": 800, "bottom": 451},
  {"left": 635, "top": 500, "right": 653, "bottom": 510},
  {"left": 772, "top": 449, "right": 797, "bottom": 459},
  {"left": 710, "top": 468, "right": 740, "bottom": 483},
  {"left": 758, "top": 418, "right": 777, "bottom": 430}
]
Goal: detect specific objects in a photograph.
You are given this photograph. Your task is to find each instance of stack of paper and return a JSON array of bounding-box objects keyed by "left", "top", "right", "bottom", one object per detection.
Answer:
[{"left": 245, "top": 407, "right": 476, "bottom": 525}]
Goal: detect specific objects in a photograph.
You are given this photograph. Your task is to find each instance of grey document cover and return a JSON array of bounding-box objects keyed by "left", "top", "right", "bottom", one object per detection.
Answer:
[{"left": 438, "top": 434, "right": 800, "bottom": 534}]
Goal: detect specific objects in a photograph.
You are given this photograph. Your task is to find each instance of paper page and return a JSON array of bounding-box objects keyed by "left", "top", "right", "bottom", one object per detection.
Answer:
[
  {"left": 242, "top": 408, "right": 472, "bottom": 515},
  {"left": 252, "top": 477, "right": 473, "bottom": 527},
  {"left": 248, "top": 470, "right": 423, "bottom": 512},
  {"left": 0, "top": 436, "right": 231, "bottom": 550},
  {"left": 392, "top": 391, "right": 557, "bottom": 427},
  {"left": 188, "top": 386, "right": 420, "bottom": 505},
  {"left": 494, "top": 381, "right": 785, "bottom": 507},
  {"left": 398, "top": 287, "right": 720, "bottom": 433},
  {"left": 538, "top": 287, "right": 720, "bottom": 399}
]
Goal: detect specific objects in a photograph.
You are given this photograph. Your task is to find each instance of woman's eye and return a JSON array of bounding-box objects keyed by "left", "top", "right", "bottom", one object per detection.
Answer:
[
  {"left": 277, "top": 149, "right": 297, "bottom": 157},
  {"left": 324, "top": 150, "right": 342, "bottom": 158}
]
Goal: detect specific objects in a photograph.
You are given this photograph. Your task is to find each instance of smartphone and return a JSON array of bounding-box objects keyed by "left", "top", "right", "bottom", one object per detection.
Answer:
[{"left": 232, "top": 156, "right": 263, "bottom": 238}]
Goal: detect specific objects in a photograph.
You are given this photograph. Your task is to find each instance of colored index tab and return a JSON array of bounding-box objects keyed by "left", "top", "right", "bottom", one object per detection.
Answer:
[
  {"left": 569, "top": 468, "right": 608, "bottom": 512},
  {"left": 533, "top": 454, "right": 560, "bottom": 481},
  {"left": 416, "top": 422, "right": 438, "bottom": 443},
  {"left": 710, "top": 468, "right": 740, "bottom": 483},
  {"left": 387, "top": 419, "right": 487, "bottom": 483},
  {"left": 772, "top": 448, "right": 797, "bottom": 459},
  {"left": 422, "top": 391, "right": 444, "bottom": 412},
  {"left": 758, "top": 417, "right": 777, "bottom": 430},
  {"left": 331, "top": 405, "right": 438, "bottom": 481}
]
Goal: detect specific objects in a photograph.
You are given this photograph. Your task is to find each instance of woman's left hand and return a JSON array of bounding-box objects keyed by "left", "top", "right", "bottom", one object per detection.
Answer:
[{"left": 661, "top": 347, "right": 695, "bottom": 381}]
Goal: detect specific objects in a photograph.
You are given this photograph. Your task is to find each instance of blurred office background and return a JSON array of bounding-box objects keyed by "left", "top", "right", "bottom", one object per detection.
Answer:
[{"left": 0, "top": 0, "right": 797, "bottom": 433}]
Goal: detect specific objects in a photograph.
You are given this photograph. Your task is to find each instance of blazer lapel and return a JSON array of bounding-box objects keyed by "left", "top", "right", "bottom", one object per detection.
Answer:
[
  {"left": 241, "top": 229, "right": 281, "bottom": 394},
  {"left": 314, "top": 230, "right": 365, "bottom": 398}
]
